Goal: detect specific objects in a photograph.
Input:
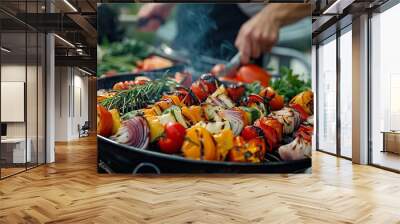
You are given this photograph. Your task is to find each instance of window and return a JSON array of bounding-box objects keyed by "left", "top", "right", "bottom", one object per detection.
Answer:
[
  {"left": 317, "top": 36, "right": 337, "bottom": 154},
  {"left": 339, "top": 27, "right": 352, "bottom": 158},
  {"left": 370, "top": 3, "right": 400, "bottom": 171}
]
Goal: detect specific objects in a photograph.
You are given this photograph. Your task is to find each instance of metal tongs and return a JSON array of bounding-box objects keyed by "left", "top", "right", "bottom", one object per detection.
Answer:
[{"left": 215, "top": 52, "right": 242, "bottom": 77}]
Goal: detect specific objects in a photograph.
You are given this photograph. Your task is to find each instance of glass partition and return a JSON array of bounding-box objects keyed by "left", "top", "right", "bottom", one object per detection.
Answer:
[
  {"left": 0, "top": 25, "right": 28, "bottom": 178},
  {"left": 0, "top": 1, "right": 46, "bottom": 179}
]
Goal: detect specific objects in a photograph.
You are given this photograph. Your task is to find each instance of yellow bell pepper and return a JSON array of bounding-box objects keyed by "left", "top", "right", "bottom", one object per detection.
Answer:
[
  {"left": 155, "top": 99, "right": 173, "bottom": 111},
  {"left": 144, "top": 116, "right": 165, "bottom": 142},
  {"left": 289, "top": 90, "right": 313, "bottom": 115},
  {"left": 182, "top": 126, "right": 217, "bottom": 161},
  {"left": 109, "top": 109, "right": 121, "bottom": 135},
  {"left": 182, "top": 106, "right": 204, "bottom": 125},
  {"left": 213, "top": 129, "right": 234, "bottom": 161},
  {"left": 142, "top": 105, "right": 160, "bottom": 117},
  {"left": 162, "top": 95, "right": 183, "bottom": 107}
]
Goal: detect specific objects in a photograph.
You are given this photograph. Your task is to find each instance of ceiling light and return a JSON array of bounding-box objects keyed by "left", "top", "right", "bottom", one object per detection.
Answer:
[
  {"left": 323, "top": 0, "right": 354, "bottom": 15},
  {"left": 63, "top": 0, "right": 78, "bottom": 12},
  {"left": 1, "top": 47, "right": 11, "bottom": 53},
  {"left": 78, "top": 67, "right": 92, "bottom": 76},
  {"left": 54, "top": 34, "right": 75, "bottom": 48}
]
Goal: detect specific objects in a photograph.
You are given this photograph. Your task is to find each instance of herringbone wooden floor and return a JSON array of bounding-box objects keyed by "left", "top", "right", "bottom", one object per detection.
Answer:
[{"left": 1, "top": 136, "right": 400, "bottom": 224}]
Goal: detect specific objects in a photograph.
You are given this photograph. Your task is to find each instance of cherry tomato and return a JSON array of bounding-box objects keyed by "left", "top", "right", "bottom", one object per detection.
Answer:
[
  {"left": 158, "top": 137, "right": 181, "bottom": 154},
  {"left": 237, "top": 64, "right": 271, "bottom": 87},
  {"left": 190, "top": 81, "right": 208, "bottom": 102},
  {"left": 165, "top": 122, "right": 186, "bottom": 143},
  {"left": 241, "top": 125, "right": 264, "bottom": 141},
  {"left": 158, "top": 122, "right": 186, "bottom": 154},
  {"left": 226, "top": 83, "right": 245, "bottom": 102}
]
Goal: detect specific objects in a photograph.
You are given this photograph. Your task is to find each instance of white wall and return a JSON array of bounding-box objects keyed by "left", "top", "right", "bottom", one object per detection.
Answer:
[{"left": 54, "top": 66, "right": 89, "bottom": 141}]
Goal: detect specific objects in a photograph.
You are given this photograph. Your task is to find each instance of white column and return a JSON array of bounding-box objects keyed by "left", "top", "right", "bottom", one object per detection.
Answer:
[
  {"left": 352, "top": 14, "right": 369, "bottom": 164},
  {"left": 311, "top": 45, "right": 317, "bottom": 151},
  {"left": 45, "top": 0, "right": 55, "bottom": 163},
  {"left": 46, "top": 33, "right": 55, "bottom": 163}
]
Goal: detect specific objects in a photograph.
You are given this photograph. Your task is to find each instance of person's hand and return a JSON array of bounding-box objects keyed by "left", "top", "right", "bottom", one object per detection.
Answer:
[
  {"left": 235, "top": 7, "right": 280, "bottom": 64},
  {"left": 137, "top": 3, "right": 174, "bottom": 32}
]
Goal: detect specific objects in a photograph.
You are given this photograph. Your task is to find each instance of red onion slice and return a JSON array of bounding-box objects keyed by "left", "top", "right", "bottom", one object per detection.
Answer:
[{"left": 111, "top": 116, "right": 149, "bottom": 149}]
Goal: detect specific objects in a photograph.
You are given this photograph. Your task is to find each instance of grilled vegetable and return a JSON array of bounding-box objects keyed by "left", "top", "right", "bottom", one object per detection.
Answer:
[
  {"left": 173, "top": 87, "right": 198, "bottom": 106},
  {"left": 202, "top": 104, "right": 224, "bottom": 122},
  {"left": 254, "top": 118, "right": 280, "bottom": 152},
  {"left": 161, "top": 95, "right": 183, "bottom": 107},
  {"left": 269, "top": 94, "right": 284, "bottom": 111},
  {"left": 295, "top": 124, "right": 313, "bottom": 142},
  {"left": 240, "top": 125, "right": 264, "bottom": 141},
  {"left": 225, "top": 82, "right": 245, "bottom": 103},
  {"left": 244, "top": 94, "right": 269, "bottom": 116},
  {"left": 162, "top": 106, "right": 188, "bottom": 128},
  {"left": 158, "top": 112, "right": 176, "bottom": 125},
  {"left": 269, "top": 107, "right": 301, "bottom": 135},
  {"left": 228, "top": 137, "right": 266, "bottom": 162},
  {"left": 278, "top": 136, "right": 311, "bottom": 161},
  {"left": 213, "top": 129, "right": 234, "bottom": 161},
  {"left": 155, "top": 98, "right": 174, "bottom": 111},
  {"left": 261, "top": 117, "right": 283, "bottom": 142},
  {"left": 206, "top": 86, "right": 235, "bottom": 109},
  {"left": 145, "top": 116, "right": 164, "bottom": 143},
  {"left": 219, "top": 109, "right": 245, "bottom": 136},
  {"left": 194, "top": 121, "right": 231, "bottom": 135},
  {"left": 143, "top": 106, "right": 162, "bottom": 117},
  {"left": 182, "top": 126, "right": 217, "bottom": 161},
  {"left": 199, "top": 73, "right": 219, "bottom": 94},
  {"left": 109, "top": 109, "right": 121, "bottom": 135},
  {"left": 182, "top": 106, "right": 204, "bottom": 125},
  {"left": 238, "top": 106, "right": 261, "bottom": 124},
  {"left": 97, "top": 105, "right": 113, "bottom": 137},
  {"left": 259, "top": 87, "right": 276, "bottom": 101},
  {"left": 190, "top": 73, "right": 219, "bottom": 103},
  {"left": 111, "top": 116, "right": 149, "bottom": 149},
  {"left": 158, "top": 122, "right": 186, "bottom": 154},
  {"left": 289, "top": 90, "right": 313, "bottom": 114}
]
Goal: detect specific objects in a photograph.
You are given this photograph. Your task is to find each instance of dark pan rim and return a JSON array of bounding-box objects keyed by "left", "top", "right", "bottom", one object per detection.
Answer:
[{"left": 98, "top": 135, "right": 311, "bottom": 167}]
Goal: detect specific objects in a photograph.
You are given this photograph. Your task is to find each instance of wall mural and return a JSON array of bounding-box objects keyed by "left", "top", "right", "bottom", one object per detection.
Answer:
[{"left": 96, "top": 3, "right": 313, "bottom": 174}]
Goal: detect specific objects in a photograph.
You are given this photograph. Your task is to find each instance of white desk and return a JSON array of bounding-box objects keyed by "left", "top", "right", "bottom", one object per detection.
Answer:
[{"left": 1, "top": 138, "right": 31, "bottom": 163}]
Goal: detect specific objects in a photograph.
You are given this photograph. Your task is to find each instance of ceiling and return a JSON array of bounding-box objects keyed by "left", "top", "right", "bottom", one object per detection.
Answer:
[{"left": 0, "top": 0, "right": 99, "bottom": 74}]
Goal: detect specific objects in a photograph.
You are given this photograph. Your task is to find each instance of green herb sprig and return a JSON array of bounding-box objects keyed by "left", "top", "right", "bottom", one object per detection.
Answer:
[
  {"left": 100, "top": 78, "right": 178, "bottom": 114},
  {"left": 270, "top": 67, "right": 311, "bottom": 102}
]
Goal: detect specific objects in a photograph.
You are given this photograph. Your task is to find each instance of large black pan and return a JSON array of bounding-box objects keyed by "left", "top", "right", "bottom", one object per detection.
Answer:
[
  {"left": 97, "top": 67, "right": 312, "bottom": 174},
  {"left": 98, "top": 136, "right": 311, "bottom": 174}
]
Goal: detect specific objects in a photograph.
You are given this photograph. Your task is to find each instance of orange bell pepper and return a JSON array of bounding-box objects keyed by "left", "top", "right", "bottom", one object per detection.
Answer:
[{"left": 97, "top": 105, "right": 113, "bottom": 137}]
